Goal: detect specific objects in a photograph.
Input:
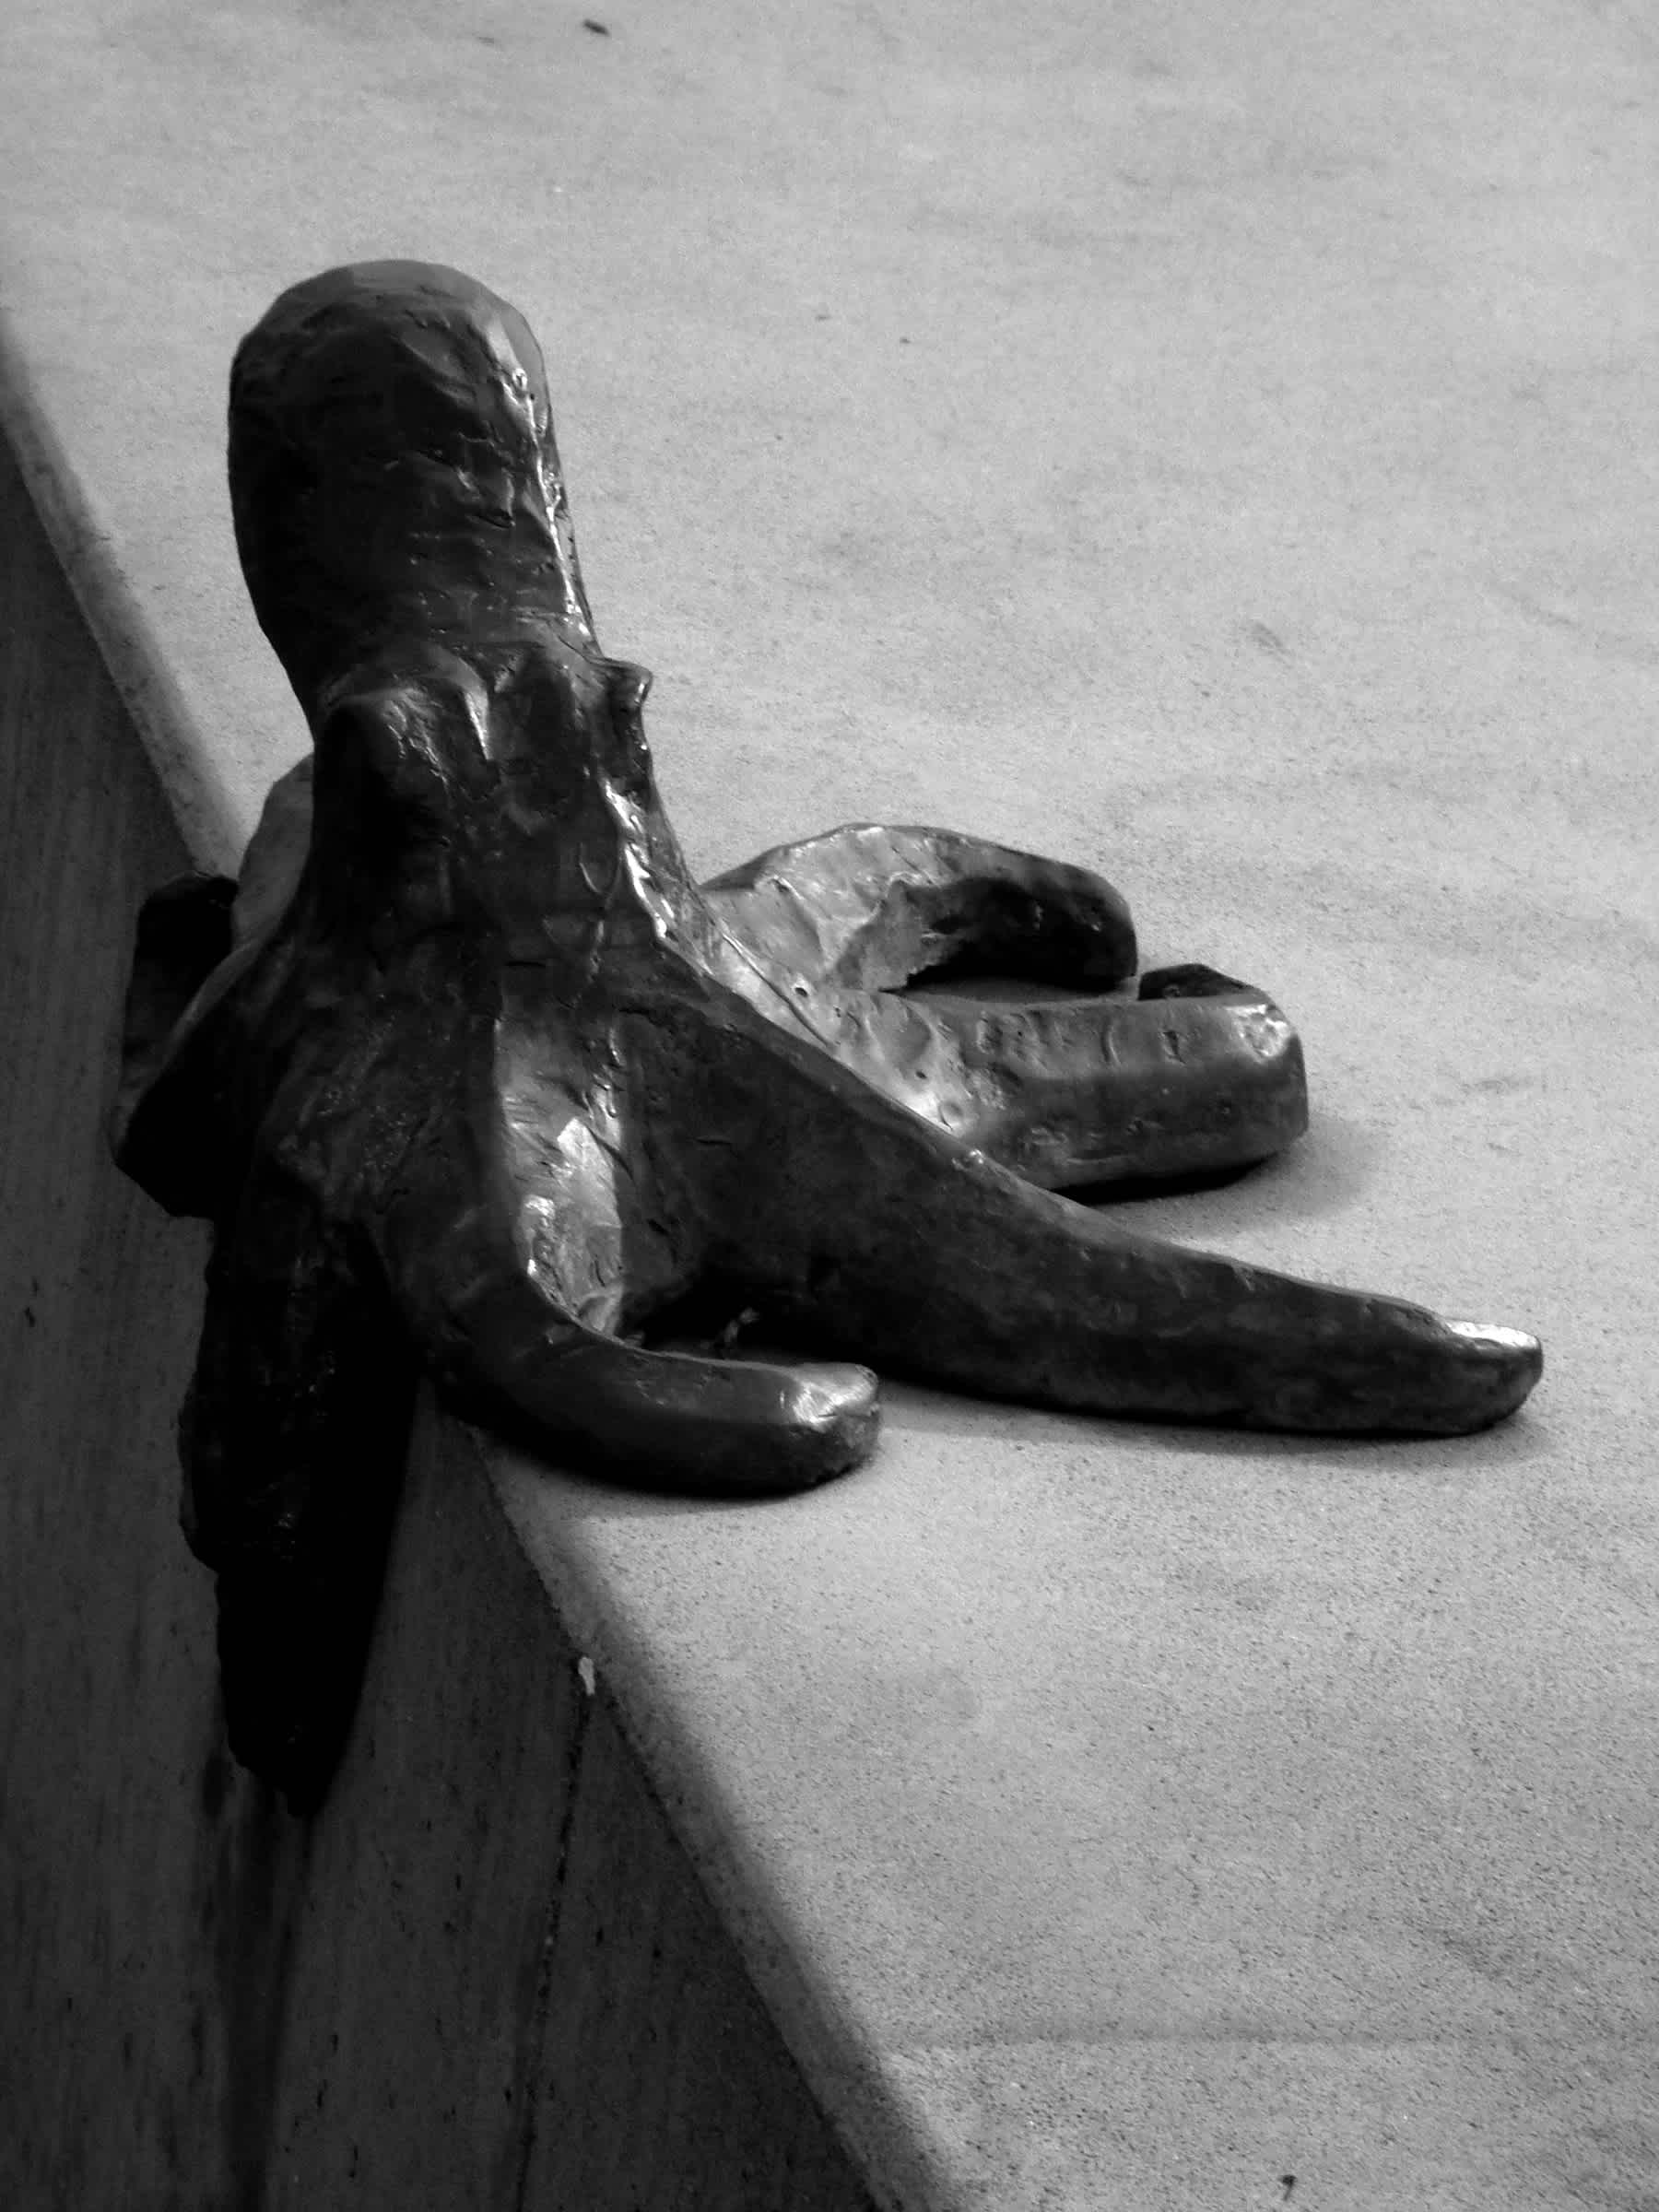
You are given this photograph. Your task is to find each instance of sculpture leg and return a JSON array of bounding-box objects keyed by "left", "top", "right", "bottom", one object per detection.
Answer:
[
  {"left": 789, "top": 964, "right": 1307, "bottom": 1193},
  {"left": 183, "top": 1171, "right": 419, "bottom": 1806},
  {"left": 665, "top": 1011, "right": 1542, "bottom": 1436}
]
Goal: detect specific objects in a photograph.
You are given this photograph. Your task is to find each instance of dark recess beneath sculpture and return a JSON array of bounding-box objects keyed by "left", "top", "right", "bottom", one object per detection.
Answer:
[{"left": 115, "top": 263, "right": 1542, "bottom": 1808}]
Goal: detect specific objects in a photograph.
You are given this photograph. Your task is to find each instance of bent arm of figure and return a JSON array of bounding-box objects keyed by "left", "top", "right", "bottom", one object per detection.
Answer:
[{"left": 700, "top": 822, "right": 1138, "bottom": 993}]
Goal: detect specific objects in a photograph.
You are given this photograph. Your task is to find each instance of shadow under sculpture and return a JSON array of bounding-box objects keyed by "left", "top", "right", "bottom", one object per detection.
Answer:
[{"left": 114, "top": 263, "right": 1543, "bottom": 1807}]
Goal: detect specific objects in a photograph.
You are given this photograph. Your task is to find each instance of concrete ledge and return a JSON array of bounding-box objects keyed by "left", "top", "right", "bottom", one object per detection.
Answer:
[
  {"left": 0, "top": 428, "right": 224, "bottom": 2209},
  {"left": 4, "top": 4, "right": 1658, "bottom": 2207}
]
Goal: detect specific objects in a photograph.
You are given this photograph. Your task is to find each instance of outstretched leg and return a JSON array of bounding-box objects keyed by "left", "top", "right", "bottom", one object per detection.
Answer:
[{"left": 654, "top": 1000, "right": 1541, "bottom": 1436}]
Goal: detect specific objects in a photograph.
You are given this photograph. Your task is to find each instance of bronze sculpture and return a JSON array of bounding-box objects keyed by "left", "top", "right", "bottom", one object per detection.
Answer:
[{"left": 115, "top": 264, "right": 1542, "bottom": 1806}]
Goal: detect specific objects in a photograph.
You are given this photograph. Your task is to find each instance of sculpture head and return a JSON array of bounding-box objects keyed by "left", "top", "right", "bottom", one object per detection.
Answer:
[
  {"left": 229, "top": 263, "right": 694, "bottom": 935},
  {"left": 229, "top": 261, "right": 595, "bottom": 704}
]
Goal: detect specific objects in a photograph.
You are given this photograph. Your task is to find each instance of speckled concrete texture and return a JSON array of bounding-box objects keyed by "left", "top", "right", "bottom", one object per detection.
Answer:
[{"left": 3, "top": 1, "right": 1656, "bottom": 2205}]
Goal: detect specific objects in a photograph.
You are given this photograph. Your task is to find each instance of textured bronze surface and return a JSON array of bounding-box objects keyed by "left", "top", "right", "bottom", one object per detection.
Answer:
[{"left": 115, "top": 264, "right": 1541, "bottom": 1805}]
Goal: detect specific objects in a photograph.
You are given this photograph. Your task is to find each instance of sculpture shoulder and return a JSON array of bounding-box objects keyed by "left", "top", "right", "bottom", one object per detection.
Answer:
[{"left": 232, "top": 754, "right": 314, "bottom": 950}]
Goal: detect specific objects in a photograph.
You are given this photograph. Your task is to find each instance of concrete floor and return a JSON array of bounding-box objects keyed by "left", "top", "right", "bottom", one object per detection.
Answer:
[{"left": 3, "top": 1, "right": 1656, "bottom": 2204}]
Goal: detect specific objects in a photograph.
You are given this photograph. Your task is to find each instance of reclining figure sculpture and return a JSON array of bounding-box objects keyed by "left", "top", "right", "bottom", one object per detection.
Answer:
[{"left": 116, "top": 264, "right": 1542, "bottom": 1805}]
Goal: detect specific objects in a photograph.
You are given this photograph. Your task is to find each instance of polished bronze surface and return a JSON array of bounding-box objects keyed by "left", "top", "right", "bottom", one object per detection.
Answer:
[{"left": 115, "top": 264, "right": 1542, "bottom": 1804}]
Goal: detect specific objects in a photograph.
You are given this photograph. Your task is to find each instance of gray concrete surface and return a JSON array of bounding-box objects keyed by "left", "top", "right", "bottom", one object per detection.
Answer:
[{"left": 3, "top": 1, "right": 1656, "bottom": 2205}]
